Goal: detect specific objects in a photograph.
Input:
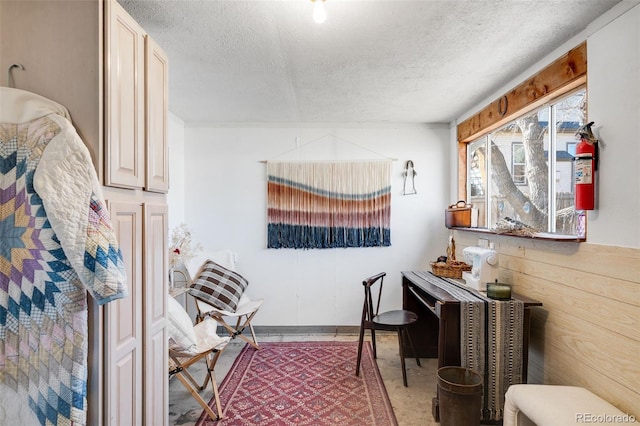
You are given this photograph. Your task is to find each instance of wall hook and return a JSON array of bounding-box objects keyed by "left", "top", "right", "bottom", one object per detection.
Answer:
[{"left": 7, "top": 64, "right": 25, "bottom": 88}]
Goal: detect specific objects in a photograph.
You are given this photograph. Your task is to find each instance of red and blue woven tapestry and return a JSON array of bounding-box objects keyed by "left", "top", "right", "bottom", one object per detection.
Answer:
[{"left": 267, "top": 160, "right": 392, "bottom": 249}]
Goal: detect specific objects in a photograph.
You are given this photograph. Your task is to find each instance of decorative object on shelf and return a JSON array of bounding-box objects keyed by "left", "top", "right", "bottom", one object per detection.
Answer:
[
  {"left": 430, "top": 234, "right": 472, "bottom": 279},
  {"left": 169, "top": 223, "right": 202, "bottom": 268},
  {"left": 445, "top": 200, "right": 476, "bottom": 228},
  {"left": 266, "top": 160, "right": 392, "bottom": 249},
  {"left": 461, "top": 245, "right": 499, "bottom": 291},
  {"left": 486, "top": 280, "right": 512, "bottom": 300},
  {"left": 169, "top": 223, "right": 202, "bottom": 288},
  {"left": 495, "top": 217, "right": 539, "bottom": 237},
  {"left": 402, "top": 160, "right": 417, "bottom": 195}
]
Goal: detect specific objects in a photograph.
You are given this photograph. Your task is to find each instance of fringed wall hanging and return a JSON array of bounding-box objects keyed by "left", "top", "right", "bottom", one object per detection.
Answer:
[{"left": 267, "top": 160, "right": 392, "bottom": 249}]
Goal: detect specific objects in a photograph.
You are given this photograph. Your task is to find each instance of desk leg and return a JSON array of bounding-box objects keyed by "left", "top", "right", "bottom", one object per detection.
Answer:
[{"left": 438, "top": 303, "right": 461, "bottom": 368}]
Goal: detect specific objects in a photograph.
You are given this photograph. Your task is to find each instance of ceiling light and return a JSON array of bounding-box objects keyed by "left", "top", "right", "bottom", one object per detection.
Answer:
[{"left": 312, "top": 0, "right": 327, "bottom": 24}]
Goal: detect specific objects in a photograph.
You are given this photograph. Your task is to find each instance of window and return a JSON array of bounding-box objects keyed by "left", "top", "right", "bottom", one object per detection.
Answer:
[
  {"left": 466, "top": 88, "right": 586, "bottom": 236},
  {"left": 511, "top": 142, "right": 526, "bottom": 185}
]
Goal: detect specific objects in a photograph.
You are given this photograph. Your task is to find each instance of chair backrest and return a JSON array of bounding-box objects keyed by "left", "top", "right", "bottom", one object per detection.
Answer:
[
  {"left": 167, "top": 295, "right": 198, "bottom": 355},
  {"left": 185, "top": 250, "right": 238, "bottom": 281},
  {"left": 361, "top": 272, "right": 386, "bottom": 322}
]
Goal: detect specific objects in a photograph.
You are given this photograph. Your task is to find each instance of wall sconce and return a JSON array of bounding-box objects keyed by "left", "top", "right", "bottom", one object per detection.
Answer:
[
  {"left": 312, "top": 0, "right": 327, "bottom": 24},
  {"left": 402, "top": 160, "right": 417, "bottom": 195}
]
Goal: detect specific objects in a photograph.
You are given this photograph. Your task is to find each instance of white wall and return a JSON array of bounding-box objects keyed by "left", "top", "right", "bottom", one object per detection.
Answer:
[
  {"left": 453, "top": 2, "right": 640, "bottom": 249},
  {"left": 182, "top": 124, "right": 450, "bottom": 325},
  {"left": 586, "top": 3, "right": 640, "bottom": 247}
]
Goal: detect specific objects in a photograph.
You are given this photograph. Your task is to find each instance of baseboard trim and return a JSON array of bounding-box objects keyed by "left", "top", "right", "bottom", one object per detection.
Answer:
[{"left": 252, "top": 325, "right": 361, "bottom": 335}]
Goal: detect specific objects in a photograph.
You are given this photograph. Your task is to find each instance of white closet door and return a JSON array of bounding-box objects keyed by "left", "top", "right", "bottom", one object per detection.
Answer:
[
  {"left": 105, "top": 0, "right": 145, "bottom": 189},
  {"left": 105, "top": 200, "right": 143, "bottom": 426},
  {"left": 145, "top": 36, "right": 170, "bottom": 193},
  {"left": 143, "top": 203, "right": 169, "bottom": 425}
]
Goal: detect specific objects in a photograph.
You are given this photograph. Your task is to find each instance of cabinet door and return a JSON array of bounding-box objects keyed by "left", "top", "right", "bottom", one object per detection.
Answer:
[
  {"left": 145, "top": 37, "right": 170, "bottom": 193},
  {"left": 105, "top": 0, "right": 145, "bottom": 189},
  {"left": 143, "top": 203, "right": 168, "bottom": 426},
  {"left": 105, "top": 200, "right": 143, "bottom": 426}
]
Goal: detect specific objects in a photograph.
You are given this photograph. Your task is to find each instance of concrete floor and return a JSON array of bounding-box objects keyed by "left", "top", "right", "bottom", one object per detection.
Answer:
[{"left": 169, "top": 332, "right": 439, "bottom": 426}]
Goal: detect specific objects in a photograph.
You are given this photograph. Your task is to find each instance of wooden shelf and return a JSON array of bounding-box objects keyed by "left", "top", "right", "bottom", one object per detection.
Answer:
[{"left": 448, "top": 226, "right": 585, "bottom": 243}]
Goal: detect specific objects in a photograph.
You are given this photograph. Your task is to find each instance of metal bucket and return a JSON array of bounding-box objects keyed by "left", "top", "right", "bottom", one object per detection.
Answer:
[{"left": 437, "top": 366, "right": 483, "bottom": 426}]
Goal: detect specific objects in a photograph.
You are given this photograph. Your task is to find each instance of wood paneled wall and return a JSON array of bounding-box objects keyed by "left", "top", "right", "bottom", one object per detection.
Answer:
[{"left": 454, "top": 231, "right": 640, "bottom": 418}]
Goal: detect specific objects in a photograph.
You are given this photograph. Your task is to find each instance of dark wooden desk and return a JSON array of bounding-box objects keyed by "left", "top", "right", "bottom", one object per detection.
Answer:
[{"left": 401, "top": 271, "right": 542, "bottom": 420}]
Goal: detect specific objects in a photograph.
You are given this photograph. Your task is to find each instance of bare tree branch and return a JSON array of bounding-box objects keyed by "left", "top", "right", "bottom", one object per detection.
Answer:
[
  {"left": 489, "top": 141, "right": 547, "bottom": 229},
  {"left": 515, "top": 115, "right": 549, "bottom": 213}
]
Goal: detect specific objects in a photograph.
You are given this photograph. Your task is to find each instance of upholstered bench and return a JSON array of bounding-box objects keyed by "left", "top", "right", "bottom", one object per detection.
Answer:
[{"left": 504, "top": 385, "right": 637, "bottom": 426}]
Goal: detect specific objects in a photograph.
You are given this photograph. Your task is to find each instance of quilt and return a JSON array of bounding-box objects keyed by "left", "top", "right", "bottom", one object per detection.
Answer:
[{"left": 0, "top": 88, "right": 127, "bottom": 425}]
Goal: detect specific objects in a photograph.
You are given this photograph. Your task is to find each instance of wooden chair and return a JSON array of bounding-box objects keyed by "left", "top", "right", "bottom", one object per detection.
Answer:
[
  {"left": 193, "top": 295, "right": 263, "bottom": 350},
  {"left": 167, "top": 296, "right": 230, "bottom": 421},
  {"left": 356, "top": 272, "right": 421, "bottom": 387},
  {"left": 184, "top": 250, "right": 263, "bottom": 350}
]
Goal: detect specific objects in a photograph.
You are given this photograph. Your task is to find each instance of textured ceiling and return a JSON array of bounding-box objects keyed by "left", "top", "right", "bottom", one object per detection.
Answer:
[{"left": 118, "top": 0, "right": 620, "bottom": 124}]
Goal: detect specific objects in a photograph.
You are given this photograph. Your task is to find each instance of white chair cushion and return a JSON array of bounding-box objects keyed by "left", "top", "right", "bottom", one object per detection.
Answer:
[
  {"left": 193, "top": 318, "right": 230, "bottom": 353},
  {"left": 167, "top": 295, "right": 198, "bottom": 355},
  {"left": 196, "top": 294, "right": 264, "bottom": 317},
  {"left": 504, "top": 385, "right": 637, "bottom": 426}
]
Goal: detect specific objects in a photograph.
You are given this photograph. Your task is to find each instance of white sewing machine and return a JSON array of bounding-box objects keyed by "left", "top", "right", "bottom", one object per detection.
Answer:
[{"left": 461, "top": 246, "right": 499, "bottom": 291}]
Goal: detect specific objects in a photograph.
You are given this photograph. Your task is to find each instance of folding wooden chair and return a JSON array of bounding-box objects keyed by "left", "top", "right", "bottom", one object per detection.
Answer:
[
  {"left": 167, "top": 296, "right": 230, "bottom": 421},
  {"left": 193, "top": 295, "right": 263, "bottom": 350},
  {"left": 185, "top": 250, "right": 263, "bottom": 350}
]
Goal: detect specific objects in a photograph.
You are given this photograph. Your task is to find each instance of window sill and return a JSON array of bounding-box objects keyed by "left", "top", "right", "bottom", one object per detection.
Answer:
[{"left": 449, "top": 227, "right": 586, "bottom": 242}]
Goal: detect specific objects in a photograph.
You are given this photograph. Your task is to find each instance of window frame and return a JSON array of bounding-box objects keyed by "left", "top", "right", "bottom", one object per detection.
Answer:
[{"left": 456, "top": 42, "right": 587, "bottom": 241}]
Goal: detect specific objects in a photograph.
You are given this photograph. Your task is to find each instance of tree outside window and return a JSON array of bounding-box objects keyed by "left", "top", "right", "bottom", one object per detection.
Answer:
[{"left": 467, "top": 88, "right": 586, "bottom": 236}]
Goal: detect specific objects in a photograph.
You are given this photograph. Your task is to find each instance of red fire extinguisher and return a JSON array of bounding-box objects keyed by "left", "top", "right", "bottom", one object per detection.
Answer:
[{"left": 574, "top": 122, "right": 598, "bottom": 210}]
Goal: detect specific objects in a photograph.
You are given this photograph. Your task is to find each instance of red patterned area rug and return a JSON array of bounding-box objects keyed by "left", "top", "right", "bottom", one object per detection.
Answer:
[{"left": 195, "top": 341, "right": 398, "bottom": 426}]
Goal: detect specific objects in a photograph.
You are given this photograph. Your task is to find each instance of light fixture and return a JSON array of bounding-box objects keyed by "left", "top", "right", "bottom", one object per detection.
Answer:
[{"left": 312, "top": 0, "right": 327, "bottom": 24}]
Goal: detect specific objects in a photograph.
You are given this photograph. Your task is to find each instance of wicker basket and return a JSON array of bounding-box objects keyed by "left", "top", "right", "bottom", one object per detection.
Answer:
[{"left": 430, "top": 260, "right": 472, "bottom": 279}]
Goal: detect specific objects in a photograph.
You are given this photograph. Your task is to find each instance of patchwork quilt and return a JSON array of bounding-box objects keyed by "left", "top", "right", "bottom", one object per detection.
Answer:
[{"left": 0, "top": 88, "right": 128, "bottom": 425}]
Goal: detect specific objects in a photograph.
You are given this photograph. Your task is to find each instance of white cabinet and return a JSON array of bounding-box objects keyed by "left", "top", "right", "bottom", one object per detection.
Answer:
[
  {"left": 145, "top": 37, "right": 170, "bottom": 193},
  {"left": 105, "top": 2, "right": 145, "bottom": 189},
  {"left": 105, "top": 201, "right": 144, "bottom": 426},
  {"left": 104, "top": 2, "right": 169, "bottom": 426},
  {"left": 0, "top": 1, "right": 170, "bottom": 424},
  {"left": 143, "top": 204, "right": 169, "bottom": 425},
  {"left": 106, "top": 0, "right": 169, "bottom": 194},
  {"left": 106, "top": 200, "right": 169, "bottom": 426}
]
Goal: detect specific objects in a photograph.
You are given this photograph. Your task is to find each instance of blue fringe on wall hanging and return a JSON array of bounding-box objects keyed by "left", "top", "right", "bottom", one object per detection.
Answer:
[{"left": 266, "top": 160, "right": 392, "bottom": 249}]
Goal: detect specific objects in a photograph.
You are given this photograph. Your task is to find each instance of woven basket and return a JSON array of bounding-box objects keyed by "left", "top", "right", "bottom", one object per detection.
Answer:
[{"left": 430, "top": 260, "right": 472, "bottom": 279}]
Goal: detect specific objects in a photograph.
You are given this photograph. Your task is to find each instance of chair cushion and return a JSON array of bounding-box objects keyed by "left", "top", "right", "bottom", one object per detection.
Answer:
[
  {"left": 195, "top": 293, "right": 264, "bottom": 317},
  {"left": 503, "top": 385, "right": 636, "bottom": 426},
  {"left": 189, "top": 260, "right": 249, "bottom": 313},
  {"left": 193, "top": 318, "right": 230, "bottom": 352},
  {"left": 167, "top": 295, "right": 198, "bottom": 355}
]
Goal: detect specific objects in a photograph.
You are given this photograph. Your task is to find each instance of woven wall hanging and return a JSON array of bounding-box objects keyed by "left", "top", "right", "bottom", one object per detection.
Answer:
[{"left": 266, "top": 160, "right": 392, "bottom": 249}]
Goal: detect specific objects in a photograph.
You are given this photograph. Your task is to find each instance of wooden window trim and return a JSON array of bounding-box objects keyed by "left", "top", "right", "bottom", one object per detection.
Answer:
[{"left": 456, "top": 41, "right": 587, "bottom": 200}]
